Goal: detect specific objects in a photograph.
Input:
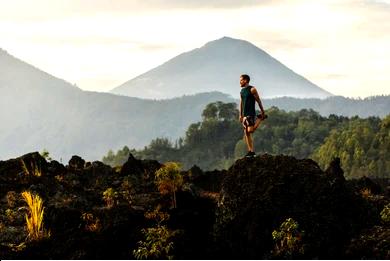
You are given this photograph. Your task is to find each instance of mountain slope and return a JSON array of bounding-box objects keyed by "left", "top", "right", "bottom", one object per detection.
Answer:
[
  {"left": 0, "top": 48, "right": 234, "bottom": 161},
  {"left": 1, "top": 47, "right": 387, "bottom": 163},
  {"left": 110, "top": 36, "right": 333, "bottom": 99}
]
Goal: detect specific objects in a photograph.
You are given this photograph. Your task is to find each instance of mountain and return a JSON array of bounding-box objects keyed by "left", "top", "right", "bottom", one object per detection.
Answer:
[
  {"left": 110, "top": 36, "right": 333, "bottom": 99},
  {"left": 0, "top": 48, "right": 234, "bottom": 162},
  {"left": 262, "top": 95, "right": 390, "bottom": 118},
  {"left": 1, "top": 47, "right": 388, "bottom": 163}
]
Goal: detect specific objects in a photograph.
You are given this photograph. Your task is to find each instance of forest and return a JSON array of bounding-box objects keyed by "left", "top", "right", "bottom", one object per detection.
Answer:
[
  {"left": 2, "top": 102, "right": 389, "bottom": 259},
  {"left": 103, "top": 101, "right": 390, "bottom": 179}
]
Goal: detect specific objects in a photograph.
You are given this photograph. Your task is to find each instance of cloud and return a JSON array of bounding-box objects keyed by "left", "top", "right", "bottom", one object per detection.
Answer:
[
  {"left": 249, "top": 30, "right": 312, "bottom": 50},
  {"left": 1, "top": 0, "right": 389, "bottom": 97},
  {"left": 20, "top": 35, "right": 174, "bottom": 51},
  {"left": 0, "top": 0, "right": 273, "bottom": 22},
  {"left": 136, "top": 0, "right": 271, "bottom": 9}
]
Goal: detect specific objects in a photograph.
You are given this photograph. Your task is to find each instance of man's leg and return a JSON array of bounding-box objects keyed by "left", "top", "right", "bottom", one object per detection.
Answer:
[
  {"left": 244, "top": 128, "right": 254, "bottom": 152},
  {"left": 253, "top": 118, "right": 263, "bottom": 131}
]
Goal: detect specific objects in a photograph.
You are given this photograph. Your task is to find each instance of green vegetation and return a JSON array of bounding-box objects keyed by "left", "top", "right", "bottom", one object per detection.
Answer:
[
  {"left": 133, "top": 207, "right": 178, "bottom": 259},
  {"left": 312, "top": 115, "right": 390, "bottom": 179},
  {"left": 103, "top": 102, "right": 390, "bottom": 179},
  {"left": 155, "top": 162, "right": 184, "bottom": 209},
  {"left": 102, "top": 188, "right": 119, "bottom": 208},
  {"left": 272, "top": 217, "right": 305, "bottom": 258},
  {"left": 102, "top": 146, "right": 134, "bottom": 167},
  {"left": 40, "top": 149, "right": 52, "bottom": 162},
  {"left": 380, "top": 203, "right": 390, "bottom": 224}
]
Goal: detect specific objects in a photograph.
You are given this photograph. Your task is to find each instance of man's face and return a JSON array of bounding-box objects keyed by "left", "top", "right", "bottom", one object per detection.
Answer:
[{"left": 240, "top": 77, "right": 248, "bottom": 87}]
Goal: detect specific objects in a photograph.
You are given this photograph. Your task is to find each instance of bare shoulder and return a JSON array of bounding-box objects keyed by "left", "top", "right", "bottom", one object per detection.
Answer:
[{"left": 250, "top": 86, "right": 258, "bottom": 94}]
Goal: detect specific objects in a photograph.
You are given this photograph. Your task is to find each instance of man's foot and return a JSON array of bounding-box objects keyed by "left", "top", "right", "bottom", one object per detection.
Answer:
[{"left": 244, "top": 151, "right": 256, "bottom": 158}]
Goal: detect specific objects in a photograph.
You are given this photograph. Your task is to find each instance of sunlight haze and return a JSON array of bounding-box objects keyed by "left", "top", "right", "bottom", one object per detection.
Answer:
[{"left": 1, "top": 0, "right": 389, "bottom": 98}]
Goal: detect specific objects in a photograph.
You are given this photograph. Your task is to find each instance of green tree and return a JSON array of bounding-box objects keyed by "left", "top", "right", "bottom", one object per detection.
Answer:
[
  {"left": 155, "top": 162, "right": 183, "bottom": 208},
  {"left": 102, "top": 145, "right": 133, "bottom": 167},
  {"left": 202, "top": 102, "right": 218, "bottom": 120}
]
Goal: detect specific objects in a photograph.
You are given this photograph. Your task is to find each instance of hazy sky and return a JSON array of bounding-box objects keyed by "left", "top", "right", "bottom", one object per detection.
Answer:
[{"left": 1, "top": 0, "right": 389, "bottom": 98}]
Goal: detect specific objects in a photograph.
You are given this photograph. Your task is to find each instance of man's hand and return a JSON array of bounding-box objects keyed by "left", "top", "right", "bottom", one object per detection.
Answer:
[{"left": 260, "top": 110, "right": 265, "bottom": 119}]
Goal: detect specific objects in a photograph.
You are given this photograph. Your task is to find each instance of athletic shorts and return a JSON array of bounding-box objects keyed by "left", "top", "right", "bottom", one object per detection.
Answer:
[{"left": 243, "top": 115, "right": 256, "bottom": 127}]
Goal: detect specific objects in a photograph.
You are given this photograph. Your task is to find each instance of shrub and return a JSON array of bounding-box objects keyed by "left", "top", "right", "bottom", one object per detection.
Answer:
[
  {"left": 21, "top": 191, "right": 50, "bottom": 241},
  {"left": 102, "top": 188, "right": 119, "bottom": 208},
  {"left": 40, "top": 149, "right": 52, "bottom": 161},
  {"left": 380, "top": 203, "right": 390, "bottom": 224},
  {"left": 6, "top": 191, "right": 19, "bottom": 208},
  {"left": 81, "top": 212, "right": 101, "bottom": 232},
  {"left": 272, "top": 217, "right": 305, "bottom": 258},
  {"left": 5, "top": 209, "right": 18, "bottom": 224},
  {"left": 133, "top": 207, "right": 177, "bottom": 259},
  {"left": 121, "top": 176, "right": 136, "bottom": 205}
]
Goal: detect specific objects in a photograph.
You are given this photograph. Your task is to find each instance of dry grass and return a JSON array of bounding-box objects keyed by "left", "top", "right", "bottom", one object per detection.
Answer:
[
  {"left": 21, "top": 191, "right": 49, "bottom": 240},
  {"left": 81, "top": 213, "right": 101, "bottom": 232},
  {"left": 20, "top": 159, "right": 42, "bottom": 177}
]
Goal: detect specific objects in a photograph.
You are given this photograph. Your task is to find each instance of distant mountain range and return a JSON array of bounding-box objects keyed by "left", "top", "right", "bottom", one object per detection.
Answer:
[
  {"left": 110, "top": 36, "right": 333, "bottom": 99},
  {"left": 0, "top": 44, "right": 389, "bottom": 162},
  {"left": 0, "top": 48, "right": 234, "bottom": 161}
]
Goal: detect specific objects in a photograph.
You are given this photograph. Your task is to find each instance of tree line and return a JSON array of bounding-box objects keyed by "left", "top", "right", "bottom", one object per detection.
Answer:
[{"left": 102, "top": 101, "right": 390, "bottom": 179}]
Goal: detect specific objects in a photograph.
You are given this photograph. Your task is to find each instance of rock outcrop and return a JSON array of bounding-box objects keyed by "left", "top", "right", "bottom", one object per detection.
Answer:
[
  {"left": 214, "top": 154, "right": 377, "bottom": 259},
  {"left": 0, "top": 152, "right": 388, "bottom": 259}
]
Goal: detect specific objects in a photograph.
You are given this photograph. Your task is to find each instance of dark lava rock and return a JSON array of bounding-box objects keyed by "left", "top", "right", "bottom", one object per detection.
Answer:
[
  {"left": 187, "top": 165, "right": 203, "bottom": 180},
  {"left": 47, "top": 160, "right": 66, "bottom": 176},
  {"left": 68, "top": 155, "right": 86, "bottom": 170},
  {"left": 168, "top": 190, "right": 217, "bottom": 259},
  {"left": 349, "top": 176, "right": 383, "bottom": 195},
  {"left": 120, "top": 153, "right": 161, "bottom": 192},
  {"left": 192, "top": 169, "right": 226, "bottom": 193},
  {"left": 0, "top": 152, "right": 48, "bottom": 195},
  {"left": 325, "top": 157, "right": 345, "bottom": 184},
  {"left": 214, "top": 154, "right": 376, "bottom": 259},
  {"left": 345, "top": 225, "right": 390, "bottom": 259}
]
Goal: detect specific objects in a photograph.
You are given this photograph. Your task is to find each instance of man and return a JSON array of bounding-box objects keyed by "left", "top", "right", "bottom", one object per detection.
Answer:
[{"left": 239, "top": 74, "right": 266, "bottom": 157}]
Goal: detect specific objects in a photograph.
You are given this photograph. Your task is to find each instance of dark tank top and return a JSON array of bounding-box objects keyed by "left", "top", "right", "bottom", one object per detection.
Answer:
[{"left": 240, "top": 85, "right": 256, "bottom": 116}]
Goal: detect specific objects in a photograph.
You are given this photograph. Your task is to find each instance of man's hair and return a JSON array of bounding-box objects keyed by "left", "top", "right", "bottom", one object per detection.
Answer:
[{"left": 240, "top": 74, "right": 250, "bottom": 82}]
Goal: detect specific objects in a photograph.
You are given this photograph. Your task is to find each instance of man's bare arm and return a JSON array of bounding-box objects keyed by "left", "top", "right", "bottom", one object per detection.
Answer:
[
  {"left": 239, "top": 97, "right": 243, "bottom": 122},
  {"left": 251, "top": 87, "right": 265, "bottom": 114},
  {"left": 240, "top": 98, "right": 243, "bottom": 116}
]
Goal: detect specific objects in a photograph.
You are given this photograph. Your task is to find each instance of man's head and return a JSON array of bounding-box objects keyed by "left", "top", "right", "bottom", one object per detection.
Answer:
[{"left": 240, "top": 74, "right": 250, "bottom": 87}]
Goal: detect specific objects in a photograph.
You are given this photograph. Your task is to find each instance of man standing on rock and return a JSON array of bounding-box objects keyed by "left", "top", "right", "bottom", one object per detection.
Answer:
[{"left": 239, "top": 74, "right": 266, "bottom": 157}]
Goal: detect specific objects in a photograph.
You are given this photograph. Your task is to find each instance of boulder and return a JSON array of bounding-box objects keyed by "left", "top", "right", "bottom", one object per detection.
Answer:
[
  {"left": 345, "top": 225, "right": 390, "bottom": 259},
  {"left": 214, "top": 154, "right": 376, "bottom": 259},
  {"left": 120, "top": 154, "right": 161, "bottom": 192},
  {"left": 68, "top": 155, "right": 85, "bottom": 170}
]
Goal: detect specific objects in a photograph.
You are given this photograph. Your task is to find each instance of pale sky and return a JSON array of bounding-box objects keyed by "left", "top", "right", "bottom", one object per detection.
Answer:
[{"left": 1, "top": 0, "right": 389, "bottom": 98}]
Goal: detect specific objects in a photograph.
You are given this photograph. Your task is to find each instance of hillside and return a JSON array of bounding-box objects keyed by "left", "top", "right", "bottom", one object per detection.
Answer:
[
  {"left": 1, "top": 47, "right": 388, "bottom": 164},
  {"left": 263, "top": 95, "right": 390, "bottom": 118},
  {"left": 110, "top": 36, "right": 333, "bottom": 99},
  {"left": 104, "top": 104, "right": 390, "bottom": 179},
  {"left": 0, "top": 48, "right": 234, "bottom": 161},
  {"left": 0, "top": 152, "right": 388, "bottom": 259}
]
